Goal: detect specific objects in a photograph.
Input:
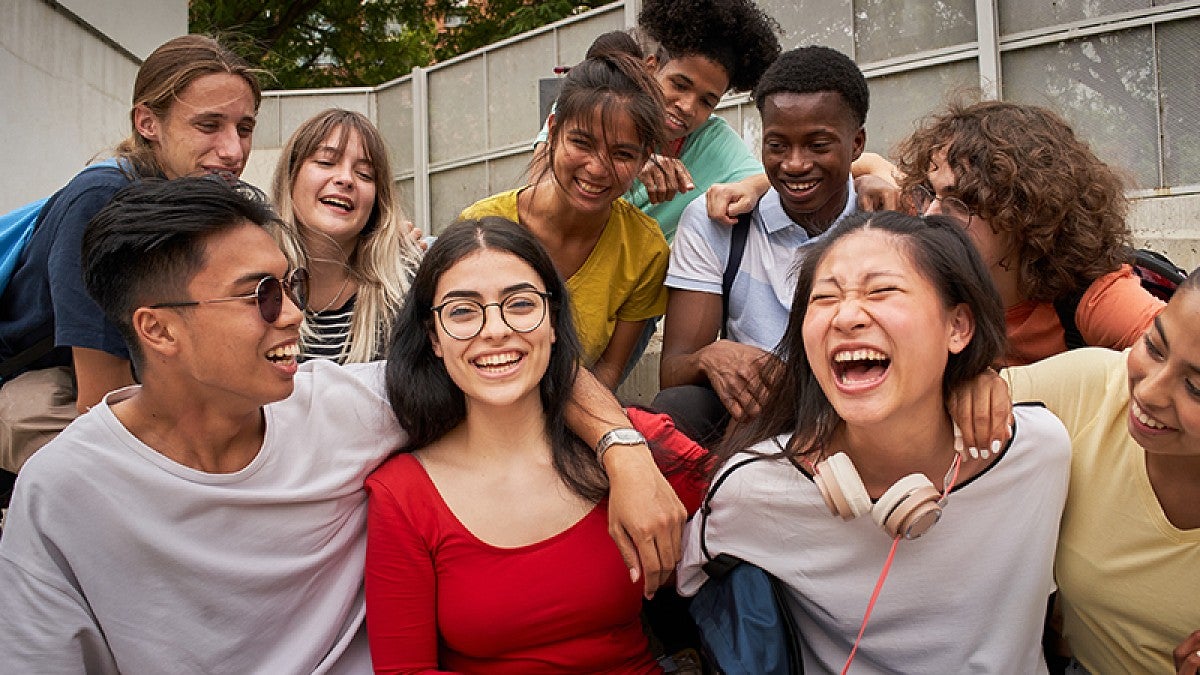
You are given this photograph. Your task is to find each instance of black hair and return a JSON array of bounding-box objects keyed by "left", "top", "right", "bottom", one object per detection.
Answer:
[
  {"left": 753, "top": 45, "right": 870, "bottom": 127},
  {"left": 384, "top": 217, "right": 608, "bottom": 503},
  {"left": 585, "top": 30, "right": 641, "bottom": 60},
  {"left": 81, "top": 176, "right": 280, "bottom": 369},
  {"left": 638, "top": 0, "right": 781, "bottom": 93},
  {"left": 720, "top": 211, "right": 1006, "bottom": 468}
]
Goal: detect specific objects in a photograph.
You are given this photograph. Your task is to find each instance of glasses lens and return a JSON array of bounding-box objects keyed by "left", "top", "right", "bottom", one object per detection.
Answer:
[
  {"left": 257, "top": 276, "right": 284, "bottom": 323},
  {"left": 501, "top": 292, "right": 547, "bottom": 333},
  {"left": 943, "top": 197, "right": 972, "bottom": 224},
  {"left": 440, "top": 300, "right": 485, "bottom": 339},
  {"left": 287, "top": 268, "right": 310, "bottom": 312}
]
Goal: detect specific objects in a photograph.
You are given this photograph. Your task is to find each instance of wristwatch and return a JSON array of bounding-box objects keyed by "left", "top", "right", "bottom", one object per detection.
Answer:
[{"left": 595, "top": 427, "right": 647, "bottom": 465}]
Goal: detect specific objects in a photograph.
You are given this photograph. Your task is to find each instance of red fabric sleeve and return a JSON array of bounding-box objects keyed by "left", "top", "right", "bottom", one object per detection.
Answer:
[
  {"left": 365, "top": 466, "right": 460, "bottom": 675},
  {"left": 1077, "top": 265, "right": 1165, "bottom": 350},
  {"left": 626, "top": 407, "right": 713, "bottom": 515}
]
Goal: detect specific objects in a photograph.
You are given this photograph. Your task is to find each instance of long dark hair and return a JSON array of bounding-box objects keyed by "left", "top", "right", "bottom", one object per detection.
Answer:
[
  {"left": 384, "top": 217, "right": 608, "bottom": 502},
  {"left": 720, "top": 211, "right": 1007, "bottom": 467}
]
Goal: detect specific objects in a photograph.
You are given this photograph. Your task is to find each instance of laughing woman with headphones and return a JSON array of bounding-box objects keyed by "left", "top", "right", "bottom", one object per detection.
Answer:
[{"left": 677, "top": 211, "right": 1071, "bottom": 673}]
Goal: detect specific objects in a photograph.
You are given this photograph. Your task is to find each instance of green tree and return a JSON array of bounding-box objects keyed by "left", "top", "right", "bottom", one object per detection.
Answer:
[
  {"left": 432, "top": 0, "right": 608, "bottom": 60},
  {"left": 189, "top": 0, "right": 608, "bottom": 90}
]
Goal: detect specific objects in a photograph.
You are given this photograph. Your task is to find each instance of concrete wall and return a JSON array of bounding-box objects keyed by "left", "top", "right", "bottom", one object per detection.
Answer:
[
  {"left": 243, "top": 0, "right": 1200, "bottom": 275},
  {"left": 1, "top": 0, "right": 185, "bottom": 212}
]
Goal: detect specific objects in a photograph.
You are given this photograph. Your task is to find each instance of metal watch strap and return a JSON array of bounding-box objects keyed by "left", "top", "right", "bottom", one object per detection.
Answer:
[{"left": 595, "top": 427, "right": 645, "bottom": 465}]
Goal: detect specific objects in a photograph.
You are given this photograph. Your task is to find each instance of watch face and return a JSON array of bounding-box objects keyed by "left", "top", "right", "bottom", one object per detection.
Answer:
[{"left": 608, "top": 429, "right": 644, "bottom": 444}]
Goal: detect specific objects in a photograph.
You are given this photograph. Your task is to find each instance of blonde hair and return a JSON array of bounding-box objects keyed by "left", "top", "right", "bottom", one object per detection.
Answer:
[
  {"left": 115, "top": 35, "right": 263, "bottom": 177},
  {"left": 271, "top": 109, "right": 422, "bottom": 363}
]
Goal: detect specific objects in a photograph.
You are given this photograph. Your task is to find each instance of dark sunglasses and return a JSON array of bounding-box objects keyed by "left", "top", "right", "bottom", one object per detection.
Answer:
[{"left": 149, "top": 268, "right": 309, "bottom": 323}]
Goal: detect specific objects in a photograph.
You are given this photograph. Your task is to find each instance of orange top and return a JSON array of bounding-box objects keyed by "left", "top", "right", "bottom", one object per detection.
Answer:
[{"left": 1003, "top": 265, "right": 1165, "bottom": 366}]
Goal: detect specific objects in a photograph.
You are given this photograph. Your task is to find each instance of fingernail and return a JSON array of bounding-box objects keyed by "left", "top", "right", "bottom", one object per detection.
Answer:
[
  {"left": 969, "top": 446, "right": 978, "bottom": 459},
  {"left": 953, "top": 435, "right": 964, "bottom": 457},
  {"left": 991, "top": 439, "right": 1002, "bottom": 456},
  {"left": 629, "top": 568, "right": 639, "bottom": 583},
  {"left": 685, "top": 183, "right": 695, "bottom": 191},
  {"left": 980, "top": 447, "right": 989, "bottom": 460}
]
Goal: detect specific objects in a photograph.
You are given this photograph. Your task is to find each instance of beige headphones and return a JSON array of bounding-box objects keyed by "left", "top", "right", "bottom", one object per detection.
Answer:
[{"left": 813, "top": 452, "right": 947, "bottom": 540}]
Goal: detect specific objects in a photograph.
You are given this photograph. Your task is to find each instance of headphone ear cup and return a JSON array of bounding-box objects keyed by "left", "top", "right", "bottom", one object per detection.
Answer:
[
  {"left": 872, "top": 473, "right": 943, "bottom": 539},
  {"left": 815, "top": 452, "right": 872, "bottom": 521}
]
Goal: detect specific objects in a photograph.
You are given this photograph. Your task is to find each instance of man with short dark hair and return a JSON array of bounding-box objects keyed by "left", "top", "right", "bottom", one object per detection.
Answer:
[
  {"left": 656, "top": 46, "right": 872, "bottom": 444},
  {"left": 0, "top": 177, "right": 684, "bottom": 672}
]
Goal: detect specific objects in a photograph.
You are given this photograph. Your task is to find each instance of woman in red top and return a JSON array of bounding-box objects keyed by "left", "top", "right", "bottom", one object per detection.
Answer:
[{"left": 365, "top": 217, "right": 708, "bottom": 674}]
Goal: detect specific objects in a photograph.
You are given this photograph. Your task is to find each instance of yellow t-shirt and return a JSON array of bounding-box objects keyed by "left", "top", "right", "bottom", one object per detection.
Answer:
[
  {"left": 459, "top": 189, "right": 668, "bottom": 366},
  {"left": 1003, "top": 348, "right": 1200, "bottom": 673}
]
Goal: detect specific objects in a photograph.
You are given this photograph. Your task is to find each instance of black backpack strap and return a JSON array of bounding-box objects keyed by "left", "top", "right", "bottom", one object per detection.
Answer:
[
  {"left": 720, "top": 210, "right": 753, "bottom": 340},
  {"left": 698, "top": 455, "right": 763, "bottom": 567},
  {"left": 0, "top": 335, "right": 56, "bottom": 381},
  {"left": 697, "top": 450, "right": 805, "bottom": 674},
  {"left": 1053, "top": 288, "right": 1087, "bottom": 351}
]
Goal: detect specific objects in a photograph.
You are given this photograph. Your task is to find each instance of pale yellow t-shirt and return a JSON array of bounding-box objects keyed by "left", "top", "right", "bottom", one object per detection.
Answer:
[
  {"left": 459, "top": 189, "right": 668, "bottom": 366},
  {"left": 1003, "top": 348, "right": 1200, "bottom": 673}
]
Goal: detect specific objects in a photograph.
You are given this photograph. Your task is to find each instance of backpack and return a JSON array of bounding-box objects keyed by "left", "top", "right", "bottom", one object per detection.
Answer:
[
  {"left": 1053, "top": 247, "right": 1187, "bottom": 350},
  {"left": 0, "top": 159, "right": 125, "bottom": 379}
]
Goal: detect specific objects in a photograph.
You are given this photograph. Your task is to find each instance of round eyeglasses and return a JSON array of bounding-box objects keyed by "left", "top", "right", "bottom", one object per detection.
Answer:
[
  {"left": 432, "top": 290, "right": 550, "bottom": 341},
  {"left": 909, "top": 184, "right": 973, "bottom": 226},
  {"left": 149, "top": 268, "right": 309, "bottom": 324}
]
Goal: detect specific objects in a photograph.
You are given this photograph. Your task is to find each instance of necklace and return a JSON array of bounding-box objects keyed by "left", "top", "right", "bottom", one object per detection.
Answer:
[{"left": 311, "top": 275, "right": 351, "bottom": 314}]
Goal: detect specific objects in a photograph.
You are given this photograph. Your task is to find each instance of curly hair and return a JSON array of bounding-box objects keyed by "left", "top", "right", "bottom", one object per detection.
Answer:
[
  {"left": 894, "top": 99, "right": 1131, "bottom": 302},
  {"left": 753, "top": 46, "right": 869, "bottom": 127},
  {"left": 637, "top": 0, "right": 781, "bottom": 93}
]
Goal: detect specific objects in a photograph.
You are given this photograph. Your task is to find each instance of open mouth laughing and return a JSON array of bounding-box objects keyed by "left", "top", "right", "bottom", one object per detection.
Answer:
[{"left": 831, "top": 348, "right": 891, "bottom": 389}]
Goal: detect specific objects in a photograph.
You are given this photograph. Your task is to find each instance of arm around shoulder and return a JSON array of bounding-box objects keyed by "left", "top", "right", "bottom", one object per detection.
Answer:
[{"left": 565, "top": 368, "right": 686, "bottom": 596}]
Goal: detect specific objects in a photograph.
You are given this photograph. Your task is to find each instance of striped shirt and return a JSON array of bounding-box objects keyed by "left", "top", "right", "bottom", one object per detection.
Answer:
[{"left": 300, "top": 295, "right": 355, "bottom": 364}]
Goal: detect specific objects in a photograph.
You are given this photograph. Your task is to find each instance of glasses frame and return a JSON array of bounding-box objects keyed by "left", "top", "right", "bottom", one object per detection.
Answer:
[
  {"left": 431, "top": 290, "right": 552, "bottom": 341},
  {"left": 148, "top": 268, "right": 309, "bottom": 323},
  {"left": 910, "top": 184, "right": 974, "bottom": 227}
]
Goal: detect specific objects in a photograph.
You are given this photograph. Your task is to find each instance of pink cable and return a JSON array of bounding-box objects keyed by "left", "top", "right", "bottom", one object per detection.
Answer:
[
  {"left": 841, "top": 535, "right": 900, "bottom": 675},
  {"left": 840, "top": 454, "right": 962, "bottom": 674}
]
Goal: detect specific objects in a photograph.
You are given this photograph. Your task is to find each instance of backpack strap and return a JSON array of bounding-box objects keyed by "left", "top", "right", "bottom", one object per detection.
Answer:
[
  {"left": 1053, "top": 288, "right": 1087, "bottom": 351},
  {"left": 698, "top": 455, "right": 763, "bottom": 566},
  {"left": 696, "top": 449, "right": 805, "bottom": 675},
  {"left": 0, "top": 335, "right": 55, "bottom": 381},
  {"left": 720, "top": 210, "right": 754, "bottom": 340}
]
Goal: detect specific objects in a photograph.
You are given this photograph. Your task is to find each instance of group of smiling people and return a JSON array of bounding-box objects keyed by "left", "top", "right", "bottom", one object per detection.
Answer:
[{"left": 0, "top": 0, "right": 1197, "bottom": 673}]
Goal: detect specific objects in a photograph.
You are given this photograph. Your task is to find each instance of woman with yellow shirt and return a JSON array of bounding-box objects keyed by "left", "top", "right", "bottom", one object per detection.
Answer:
[
  {"left": 959, "top": 267, "right": 1200, "bottom": 673},
  {"left": 460, "top": 52, "right": 669, "bottom": 390}
]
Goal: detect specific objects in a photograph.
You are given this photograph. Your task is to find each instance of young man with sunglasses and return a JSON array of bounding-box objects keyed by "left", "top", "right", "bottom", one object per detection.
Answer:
[{"left": 0, "top": 177, "right": 685, "bottom": 672}]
